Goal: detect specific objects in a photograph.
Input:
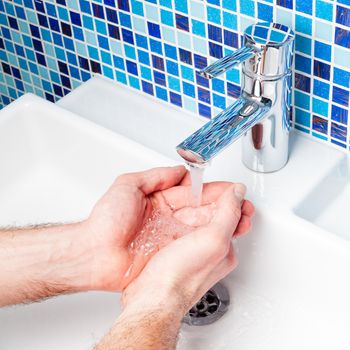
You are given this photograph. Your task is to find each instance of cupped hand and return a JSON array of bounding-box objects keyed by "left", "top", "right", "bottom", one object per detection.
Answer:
[{"left": 84, "top": 166, "right": 254, "bottom": 291}]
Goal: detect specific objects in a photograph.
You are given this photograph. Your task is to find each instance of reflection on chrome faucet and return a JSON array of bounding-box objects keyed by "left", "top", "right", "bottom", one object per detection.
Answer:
[{"left": 177, "top": 22, "right": 295, "bottom": 173}]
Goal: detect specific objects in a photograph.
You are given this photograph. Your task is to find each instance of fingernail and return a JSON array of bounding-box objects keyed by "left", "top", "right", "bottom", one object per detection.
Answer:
[{"left": 234, "top": 184, "right": 246, "bottom": 201}]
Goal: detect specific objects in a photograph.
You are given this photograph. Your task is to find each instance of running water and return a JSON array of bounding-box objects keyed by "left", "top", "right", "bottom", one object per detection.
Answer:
[{"left": 189, "top": 164, "right": 205, "bottom": 207}]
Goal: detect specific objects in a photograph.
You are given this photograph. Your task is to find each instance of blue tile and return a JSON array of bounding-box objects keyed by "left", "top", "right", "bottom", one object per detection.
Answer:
[
  {"left": 179, "top": 48, "right": 192, "bottom": 64},
  {"left": 164, "top": 44, "right": 177, "bottom": 60},
  {"left": 209, "top": 42, "right": 223, "bottom": 58},
  {"left": 156, "top": 86, "right": 168, "bottom": 101},
  {"left": 295, "top": 73, "right": 311, "bottom": 93},
  {"left": 314, "top": 41, "right": 331, "bottom": 62},
  {"left": 198, "top": 87, "right": 211, "bottom": 103},
  {"left": 331, "top": 122, "right": 347, "bottom": 142},
  {"left": 170, "top": 91, "right": 182, "bottom": 106},
  {"left": 297, "top": 0, "right": 313, "bottom": 15},
  {"left": 336, "top": 5, "right": 350, "bottom": 27},
  {"left": 147, "top": 21, "right": 161, "bottom": 38},
  {"left": 295, "top": 54, "right": 311, "bottom": 74},
  {"left": 258, "top": 3, "right": 273, "bottom": 21},
  {"left": 174, "top": 0, "right": 188, "bottom": 14},
  {"left": 295, "top": 108, "right": 311, "bottom": 127},
  {"left": 313, "top": 79, "right": 329, "bottom": 99},
  {"left": 277, "top": 0, "right": 293, "bottom": 9},
  {"left": 198, "top": 103, "right": 211, "bottom": 118},
  {"left": 295, "top": 14, "right": 312, "bottom": 35},
  {"left": 166, "top": 59, "right": 179, "bottom": 75},
  {"left": 208, "top": 24, "right": 222, "bottom": 43},
  {"left": 222, "top": 0, "right": 236, "bottom": 11},
  {"left": 135, "top": 34, "right": 148, "bottom": 49},
  {"left": 138, "top": 49, "right": 150, "bottom": 65},
  {"left": 227, "top": 82, "right": 240, "bottom": 98},
  {"left": 314, "top": 60, "right": 330, "bottom": 80},
  {"left": 335, "top": 27, "right": 350, "bottom": 48},
  {"left": 332, "top": 105, "right": 348, "bottom": 124},
  {"left": 153, "top": 70, "right": 166, "bottom": 86},
  {"left": 176, "top": 13, "right": 189, "bottom": 31},
  {"left": 316, "top": 0, "right": 333, "bottom": 21},
  {"left": 295, "top": 35, "right": 311, "bottom": 55},
  {"left": 183, "top": 81, "right": 195, "bottom": 97},
  {"left": 332, "top": 86, "right": 349, "bottom": 106},
  {"left": 212, "top": 78, "right": 225, "bottom": 93},
  {"left": 312, "top": 115, "right": 328, "bottom": 134},
  {"left": 213, "top": 93, "right": 226, "bottom": 109},
  {"left": 294, "top": 90, "right": 310, "bottom": 109},
  {"left": 196, "top": 71, "right": 209, "bottom": 88},
  {"left": 240, "top": 0, "right": 254, "bottom": 16},
  {"left": 333, "top": 67, "right": 350, "bottom": 88},
  {"left": 122, "top": 28, "right": 134, "bottom": 44}
]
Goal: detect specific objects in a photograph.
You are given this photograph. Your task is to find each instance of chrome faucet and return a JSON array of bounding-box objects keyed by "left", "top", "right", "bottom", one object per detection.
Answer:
[{"left": 177, "top": 22, "right": 294, "bottom": 173}]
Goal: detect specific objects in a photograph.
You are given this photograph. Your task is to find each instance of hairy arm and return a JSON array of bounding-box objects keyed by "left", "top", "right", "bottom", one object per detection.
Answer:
[{"left": 0, "top": 222, "right": 92, "bottom": 306}]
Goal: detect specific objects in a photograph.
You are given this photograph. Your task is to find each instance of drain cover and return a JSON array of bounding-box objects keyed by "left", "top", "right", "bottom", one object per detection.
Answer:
[{"left": 183, "top": 283, "right": 230, "bottom": 326}]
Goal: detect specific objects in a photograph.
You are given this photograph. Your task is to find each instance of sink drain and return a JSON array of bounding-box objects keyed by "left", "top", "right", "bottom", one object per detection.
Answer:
[{"left": 183, "top": 283, "right": 230, "bottom": 326}]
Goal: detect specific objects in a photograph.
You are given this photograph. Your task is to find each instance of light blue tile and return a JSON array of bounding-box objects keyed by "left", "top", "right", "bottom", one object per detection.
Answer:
[
  {"left": 334, "top": 47, "right": 350, "bottom": 69},
  {"left": 315, "top": 20, "right": 333, "bottom": 42},
  {"left": 276, "top": 8, "right": 293, "bottom": 28},
  {"left": 183, "top": 95, "right": 197, "bottom": 113},
  {"left": 190, "top": 1, "right": 205, "bottom": 19},
  {"left": 162, "top": 26, "right": 176, "bottom": 43},
  {"left": 193, "top": 36, "right": 207, "bottom": 55},
  {"left": 145, "top": 4, "right": 159, "bottom": 21},
  {"left": 177, "top": 31, "right": 191, "bottom": 49},
  {"left": 133, "top": 16, "right": 147, "bottom": 32}
]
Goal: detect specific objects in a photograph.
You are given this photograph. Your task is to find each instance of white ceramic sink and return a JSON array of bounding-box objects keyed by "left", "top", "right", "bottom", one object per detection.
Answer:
[{"left": 1, "top": 77, "right": 350, "bottom": 349}]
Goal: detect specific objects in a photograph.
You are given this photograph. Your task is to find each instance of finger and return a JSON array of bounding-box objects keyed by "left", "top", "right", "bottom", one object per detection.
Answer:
[
  {"left": 116, "top": 165, "right": 187, "bottom": 195},
  {"left": 179, "top": 170, "right": 191, "bottom": 185},
  {"left": 173, "top": 203, "right": 215, "bottom": 227},
  {"left": 233, "top": 215, "right": 252, "bottom": 236},
  {"left": 161, "top": 181, "right": 234, "bottom": 209},
  {"left": 208, "top": 184, "right": 246, "bottom": 237},
  {"left": 242, "top": 200, "right": 255, "bottom": 217}
]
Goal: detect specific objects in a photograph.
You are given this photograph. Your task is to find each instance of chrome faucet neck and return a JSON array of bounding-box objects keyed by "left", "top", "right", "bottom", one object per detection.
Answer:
[{"left": 177, "top": 22, "right": 295, "bottom": 173}]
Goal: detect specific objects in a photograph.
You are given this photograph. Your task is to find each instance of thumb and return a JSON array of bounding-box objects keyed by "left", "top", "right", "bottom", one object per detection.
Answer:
[{"left": 209, "top": 183, "right": 246, "bottom": 236}]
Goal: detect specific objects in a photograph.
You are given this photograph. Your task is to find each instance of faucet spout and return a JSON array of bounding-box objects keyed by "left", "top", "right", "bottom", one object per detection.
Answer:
[{"left": 176, "top": 96, "right": 271, "bottom": 165}]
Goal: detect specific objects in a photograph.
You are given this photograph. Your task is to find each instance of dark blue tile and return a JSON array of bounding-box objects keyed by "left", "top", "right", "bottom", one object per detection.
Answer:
[
  {"left": 335, "top": 27, "right": 350, "bottom": 48},
  {"left": 38, "top": 14, "right": 49, "bottom": 28},
  {"left": 179, "top": 48, "right": 192, "bottom": 64},
  {"left": 15, "top": 5, "right": 26, "bottom": 19},
  {"left": 8, "top": 16, "right": 19, "bottom": 30},
  {"left": 194, "top": 54, "right": 207, "bottom": 69},
  {"left": 53, "top": 83, "right": 63, "bottom": 97},
  {"left": 45, "top": 92, "right": 55, "bottom": 102},
  {"left": 45, "top": 3, "right": 56, "bottom": 17},
  {"left": 34, "top": 0, "right": 45, "bottom": 13},
  {"left": 224, "top": 30, "right": 238, "bottom": 48},
  {"left": 209, "top": 42, "right": 223, "bottom": 58},
  {"left": 52, "top": 32, "right": 63, "bottom": 46},
  {"left": 122, "top": 28, "right": 134, "bottom": 44},
  {"left": 147, "top": 22, "right": 161, "bottom": 38},
  {"left": 104, "top": 0, "right": 116, "bottom": 6},
  {"left": 90, "top": 60, "right": 101, "bottom": 73},
  {"left": 61, "top": 75, "right": 71, "bottom": 89},
  {"left": 108, "top": 24, "right": 120, "bottom": 40},
  {"left": 277, "top": 0, "right": 293, "bottom": 9},
  {"left": 154, "top": 71, "right": 166, "bottom": 86},
  {"left": 176, "top": 13, "right": 189, "bottom": 31},
  {"left": 331, "top": 105, "right": 348, "bottom": 124},
  {"left": 23, "top": 0, "right": 34, "bottom": 9},
  {"left": 70, "top": 11, "right": 82, "bottom": 26},
  {"left": 1, "top": 27, "right": 11, "bottom": 40},
  {"left": 227, "top": 82, "right": 240, "bottom": 98},
  {"left": 78, "top": 56, "right": 90, "bottom": 70},
  {"left": 331, "top": 122, "right": 347, "bottom": 142},
  {"left": 15, "top": 79, "right": 24, "bottom": 92},
  {"left": 295, "top": 73, "right": 311, "bottom": 92},
  {"left": 15, "top": 44, "right": 25, "bottom": 57},
  {"left": 61, "top": 22, "right": 72, "bottom": 37},
  {"left": 196, "top": 71, "right": 209, "bottom": 88},
  {"left": 331, "top": 139, "right": 346, "bottom": 149},
  {"left": 58, "top": 60, "right": 69, "bottom": 74},
  {"left": 312, "top": 115, "right": 328, "bottom": 134},
  {"left": 142, "top": 80, "right": 154, "bottom": 95},
  {"left": 36, "top": 52, "right": 46, "bottom": 66},
  {"left": 208, "top": 24, "right": 222, "bottom": 42},
  {"left": 332, "top": 86, "right": 349, "bottom": 106},
  {"left": 336, "top": 5, "right": 350, "bottom": 27},
  {"left": 49, "top": 18, "right": 60, "bottom": 33},
  {"left": 30, "top": 24, "right": 41, "bottom": 38},
  {"left": 32, "top": 38, "right": 44, "bottom": 52},
  {"left": 198, "top": 87, "right": 211, "bottom": 103},
  {"left": 92, "top": 3, "right": 105, "bottom": 19},
  {"left": 313, "top": 60, "right": 330, "bottom": 80},
  {"left": 198, "top": 103, "right": 211, "bottom": 118},
  {"left": 57, "top": 0, "right": 66, "bottom": 5},
  {"left": 11, "top": 66, "right": 21, "bottom": 79},
  {"left": 152, "top": 55, "right": 165, "bottom": 71},
  {"left": 126, "top": 60, "right": 138, "bottom": 75},
  {"left": 118, "top": 0, "right": 130, "bottom": 12},
  {"left": 170, "top": 91, "right": 182, "bottom": 107},
  {"left": 106, "top": 8, "right": 118, "bottom": 23},
  {"left": 0, "top": 38, "right": 4, "bottom": 50}
]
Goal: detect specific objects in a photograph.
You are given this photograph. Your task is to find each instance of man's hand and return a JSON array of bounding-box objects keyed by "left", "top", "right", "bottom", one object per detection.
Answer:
[
  {"left": 84, "top": 165, "right": 253, "bottom": 292},
  {"left": 94, "top": 180, "right": 254, "bottom": 350}
]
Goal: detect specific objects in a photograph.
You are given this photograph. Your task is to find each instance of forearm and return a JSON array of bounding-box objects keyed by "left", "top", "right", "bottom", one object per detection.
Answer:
[
  {"left": 0, "top": 221, "right": 93, "bottom": 306},
  {"left": 94, "top": 304, "right": 183, "bottom": 350}
]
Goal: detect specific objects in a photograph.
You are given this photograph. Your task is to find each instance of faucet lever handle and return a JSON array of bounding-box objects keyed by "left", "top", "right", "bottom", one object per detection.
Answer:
[{"left": 199, "top": 45, "right": 257, "bottom": 79}]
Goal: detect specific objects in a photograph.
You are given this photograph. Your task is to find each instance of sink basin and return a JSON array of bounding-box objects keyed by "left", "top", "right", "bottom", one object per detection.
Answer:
[
  {"left": 1, "top": 85, "right": 350, "bottom": 349},
  {"left": 294, "top": 156, "right": 350, "bottom": 240}
]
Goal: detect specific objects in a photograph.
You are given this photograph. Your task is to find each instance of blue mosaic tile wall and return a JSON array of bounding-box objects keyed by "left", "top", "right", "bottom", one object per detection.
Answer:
[{"left": 0, "top": 0, "right": 349, "bottom": 150}]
